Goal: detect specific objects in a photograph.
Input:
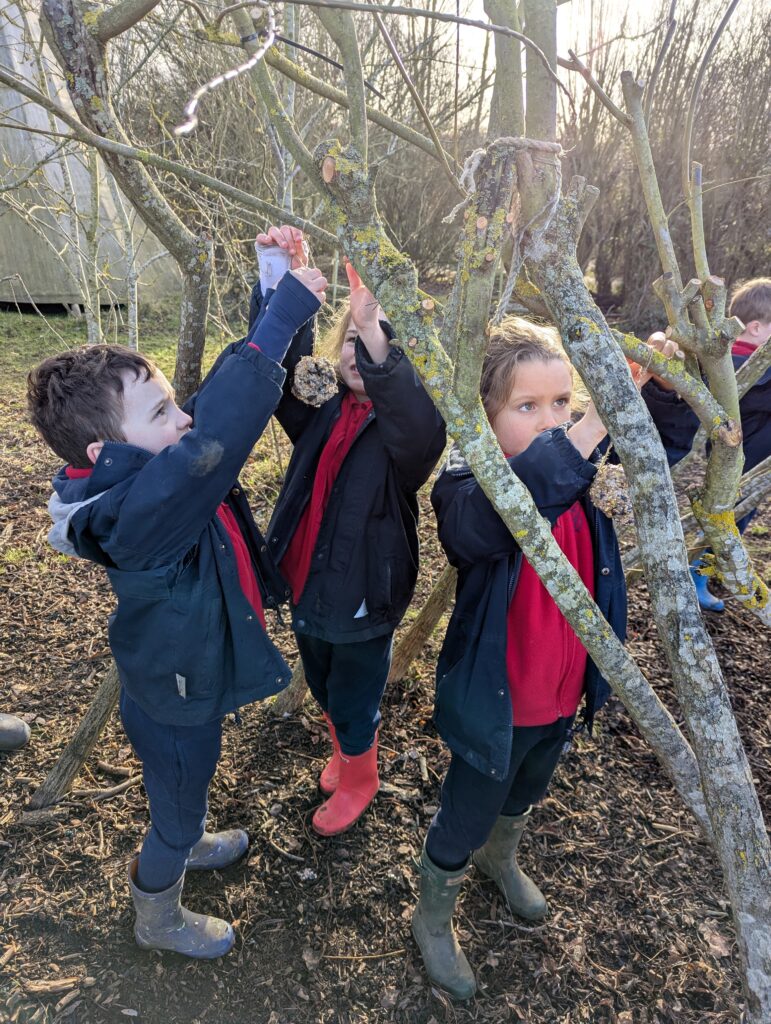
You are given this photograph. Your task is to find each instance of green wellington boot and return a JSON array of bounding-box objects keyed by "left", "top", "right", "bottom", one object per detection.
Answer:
[
  {"left": 411, "top": 844, "right": 476, "bottom": 1000},
  {"left": 128, "top": 860, "right": 235, "bottom": 958},
  {"left": 472, "top": 809, "right": 548, "bottom": 920}
]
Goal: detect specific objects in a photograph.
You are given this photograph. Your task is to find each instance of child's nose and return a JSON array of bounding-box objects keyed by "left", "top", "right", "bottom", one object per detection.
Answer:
[
  {"left": 178, "top": 409, "right": 193, "bottom": 430},
  {"left": 539, "top": 409, "right": 561, "bottom": 431}
]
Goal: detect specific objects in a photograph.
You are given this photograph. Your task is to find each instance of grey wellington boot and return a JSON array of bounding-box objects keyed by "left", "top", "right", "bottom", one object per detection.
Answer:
[
  {"left": 411, "top": 844, "right": 476, "bottom": 1000},
  {"left": 128, "top": 860, "right": 235, "bottom": 958},
  {"left": 0, "top": 714, "right": 30, "bottom": 751},
  {"left": 472, "top": 809, "right": 548, "bottom": 920},
  {"left": 186, "top": 829, "right": 249, "bottom": 871}
]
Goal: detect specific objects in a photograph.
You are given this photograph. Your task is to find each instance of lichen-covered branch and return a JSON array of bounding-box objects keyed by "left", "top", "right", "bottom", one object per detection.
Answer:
[
  {"left": 315, "top": 140, "right": 709, "bottom": 836},
  {"left": 315, "top": 5, "right": 368, "bottom": 163},
  {"left": 445, "top": 142, "right": 520, "bottom": 402},
  {"left": 736, "top": 333, "right": 771, "bottom": 398},
  {"left": 612, "top": 330, "right": 729, "bottom": 430},
  {"left": 227, "top": 7, "right": 319, "bottom": 184},
  {"left": 523, "top": 166, "right": 770, "bottom": 1023},
  {"left": 94, "top": 0, "right": 163, "bottom": 43}
]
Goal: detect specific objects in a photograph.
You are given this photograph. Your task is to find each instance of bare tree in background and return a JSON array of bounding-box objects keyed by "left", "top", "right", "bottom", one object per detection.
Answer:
[{"left": 1, "top": 0, "right": 769, "bottom": 1017}]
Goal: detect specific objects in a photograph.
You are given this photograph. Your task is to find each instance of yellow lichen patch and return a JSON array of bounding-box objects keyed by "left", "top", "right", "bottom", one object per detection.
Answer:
[
  {"left": 518, "top": 282, "right": 542, "bottom": 305},
  {"left": 203, "top": 25, "right": 239, "bottom": 45},
  {"left": 90, "top": 96, "right": 103, "bottom": 111},
  {"left": 577, "top": 316, "right": 602, "bottom": 336},
  {"left": 83, "top": 9, "right": 100, "bottom": 28}
]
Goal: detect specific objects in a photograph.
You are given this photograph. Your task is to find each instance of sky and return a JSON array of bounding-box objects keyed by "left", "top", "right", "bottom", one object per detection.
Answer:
[{"left": 453, "top": 0, "right": 661, "bottom": 72}]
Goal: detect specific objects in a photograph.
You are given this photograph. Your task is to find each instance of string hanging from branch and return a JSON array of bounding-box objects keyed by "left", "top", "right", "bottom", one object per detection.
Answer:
[{"left": 174, "top": 2, "right": 277, "bottom": 135}]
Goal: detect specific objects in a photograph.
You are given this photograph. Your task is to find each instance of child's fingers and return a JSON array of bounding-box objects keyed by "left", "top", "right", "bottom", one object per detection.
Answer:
[
  {"left": 292, "top": 266, "right": 327, "bottom": 299},
  {"left": 345, "top": 261, "right": 363, "bottom": 292}
]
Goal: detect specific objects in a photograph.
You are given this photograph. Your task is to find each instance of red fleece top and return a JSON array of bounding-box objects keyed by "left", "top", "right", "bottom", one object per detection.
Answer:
[
  {"left": 216, "top": 503, "right": 265, "bottom": 627},
  {"left": 732, "top": 339, "right": 759, "bottom": 357},
  {"left": 506, "top": 501, "right": 595, "bottom": 726},
  {"left": 281, "top": 391, "right": 373, "bottom": 604},
  {"left": 65, "top": 466, "right": 265, "bottom": 627}
]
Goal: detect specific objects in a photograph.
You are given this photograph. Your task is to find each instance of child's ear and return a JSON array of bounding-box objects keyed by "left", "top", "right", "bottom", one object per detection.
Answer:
[{"left": 86, "top": 441, "right": 104, "bottom": 465}]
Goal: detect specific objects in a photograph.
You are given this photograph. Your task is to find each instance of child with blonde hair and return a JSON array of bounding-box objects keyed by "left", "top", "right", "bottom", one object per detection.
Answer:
[
  {"left": 412, "top": 316, "right": 634, "bottom": 999},
  {"left": 251, "top": 225, "right": 445, "bottom": 836}
]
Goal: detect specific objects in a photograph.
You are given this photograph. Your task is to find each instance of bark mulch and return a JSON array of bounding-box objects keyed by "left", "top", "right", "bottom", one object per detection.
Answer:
[{"left": 1, "top": 335, "right": 769, "bottom": 1024}]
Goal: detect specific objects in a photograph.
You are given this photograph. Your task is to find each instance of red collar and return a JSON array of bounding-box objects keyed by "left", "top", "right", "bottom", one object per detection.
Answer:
[
  {"left": 732, "top": 340, "right": 759, "bottom": 357},
  {"left": 65, "top": 466, "right": 93, "bottom": 478}
]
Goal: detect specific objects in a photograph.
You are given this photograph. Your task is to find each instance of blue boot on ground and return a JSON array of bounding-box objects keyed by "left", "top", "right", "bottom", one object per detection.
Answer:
[{"left": 690, "top": 559, "right": 724, "bottom": 612}]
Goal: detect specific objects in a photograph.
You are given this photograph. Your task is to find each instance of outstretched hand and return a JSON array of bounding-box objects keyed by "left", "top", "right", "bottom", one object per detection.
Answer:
[
  {"left": 641, "top": 331, "right": 685, "bottom": 392},
  {"left": 346, "top": 263, "right": 382, "bottom": 334}
]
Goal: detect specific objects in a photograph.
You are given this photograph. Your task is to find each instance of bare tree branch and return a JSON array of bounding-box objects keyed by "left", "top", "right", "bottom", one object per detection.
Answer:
[
  {"left": 681, "top": 0, "right": 741, "bottom": 198},
  {"left": 369, "top": 7, "right": 463, "bottom": 196},
  {"left": 0, "top": 65, "right": 336, "bottom": 243},
  {"left": 565, "top": 48, "right": 631, "bottom": 127},
  {"left": 95, "top": 0, "right": 164, "bottom": 43},
  {"left": 643, "top": 0, "right": 676, "bottom": 122}
]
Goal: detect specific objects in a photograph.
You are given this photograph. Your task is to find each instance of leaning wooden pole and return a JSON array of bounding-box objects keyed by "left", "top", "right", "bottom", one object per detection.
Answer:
[
  {"left": 388, "top": 564, "right": 457, "bottom": 684},
  {"left": 27, "top": 664, "right": 120, "bottom": 810}
]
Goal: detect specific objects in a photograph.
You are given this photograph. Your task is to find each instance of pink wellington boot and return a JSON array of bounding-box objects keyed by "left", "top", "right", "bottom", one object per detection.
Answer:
[
  {"left": 312, "top": 734, "right": 379, "bottom": 836},
  {"left": 319, "top": 713, "right": 342, "bottom": 796}
]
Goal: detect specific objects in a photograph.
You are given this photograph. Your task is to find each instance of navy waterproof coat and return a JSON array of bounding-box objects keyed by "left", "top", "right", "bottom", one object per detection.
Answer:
[
  {"left": 642, "top": 353, "right": 771, "bottom": 471},
  {"left": 47, "top": 340, "right": 292, "bottom": 726},
  {"left": 431, "top": 428, "right": 627, "bottom": 780},
  {"left": 248, "top": 283, "right": 447, "bottom": 643}
]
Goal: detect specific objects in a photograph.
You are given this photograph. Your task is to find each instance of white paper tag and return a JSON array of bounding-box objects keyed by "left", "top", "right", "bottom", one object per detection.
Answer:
[
  {"left": 176, "top": 674, "right": 187, "bottom": 699},
  {"left": 353, "top": 598, "right": 368, "bottom": 619},
  {"left": 255, "top": 243, "right": 293, "bottom": 292}
]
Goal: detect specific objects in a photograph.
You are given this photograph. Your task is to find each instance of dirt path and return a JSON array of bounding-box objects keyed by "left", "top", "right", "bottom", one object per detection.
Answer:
[{"left": 1, "top": 321, "right": 768, "bottom": 1023}]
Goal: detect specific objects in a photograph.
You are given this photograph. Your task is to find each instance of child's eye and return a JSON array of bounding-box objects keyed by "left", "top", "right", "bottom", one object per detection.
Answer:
[
  {"left": 518, "top": 402, "right": 536, "bottom": 412},
  {"left": 554, "top": 397, "right": 570, "bottom": 408},
  {"left": 154, "top": 406, "right": 167, "bottom": 419}
]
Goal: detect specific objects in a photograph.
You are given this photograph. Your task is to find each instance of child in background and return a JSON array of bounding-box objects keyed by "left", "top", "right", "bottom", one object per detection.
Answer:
[
  {"left": 251, "top": 225, "right": 445, "bottom": 837},
  {"left": 643, "top": 276, "right": 771, "bottom": 610},
  {"left": 412, "top": 318, "right": 631, "bottom": 1000},
  {"left": 27, "top": 264, "right": 325, "bottom": 958}
]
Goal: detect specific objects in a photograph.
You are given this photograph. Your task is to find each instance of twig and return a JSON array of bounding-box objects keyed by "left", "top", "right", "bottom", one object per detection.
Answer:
[
  {"left": 644, "top": 0, "right": 677, "bottom": 122},
  {"left": 322, "top": 949, "right": 406, "bottom": 960},
  {"left": 369, "top": 7, "right": 463, "bottom": 196},
  {"left": 688, "top": 162, "right": 710, "bottom": 282},
  {"left": 681, "top": 0, "right": 741, "bottom": 198},
  {"left": 278, "top": 0, "right": 575, "bottom": 82},
  {"left": 0, "top": 66, "right": 335, "bottom": 244},
  {"left": 69, "top": 776, "right": 140, "bottom": 801},
  {"left": 262, "top": 46, "right": 456, "bottom": 163},
  {"left": 265, "top": 836, "right": 304, "bottom": 862},
  {"left": 566, "top": 49, "right": 631, "bottom": 127}
]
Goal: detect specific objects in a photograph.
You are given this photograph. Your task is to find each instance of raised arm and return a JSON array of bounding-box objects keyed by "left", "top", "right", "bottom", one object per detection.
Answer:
[
  {"left": 109, "top": 272, "right": 323, "bottom": 566},
  {"left": 432, "top": 428, "right": 597, "bottom": 568}
]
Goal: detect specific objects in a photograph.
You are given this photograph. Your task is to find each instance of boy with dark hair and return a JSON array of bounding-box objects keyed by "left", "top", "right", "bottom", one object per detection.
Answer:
[
  {"left": 27, "top": 265, "right": 326, "bottom": 958},
  {"left": 642, "top": 276, "right": 771, "bottom": 610}
]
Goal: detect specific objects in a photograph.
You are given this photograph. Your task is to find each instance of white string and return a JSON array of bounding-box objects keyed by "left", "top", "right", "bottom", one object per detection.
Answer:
[
  {"left": 174, "top": 3, "right": 276, "bottom": 136},
  {"left": 491, "top": 156, "right": 562, "bottom": 324}
]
